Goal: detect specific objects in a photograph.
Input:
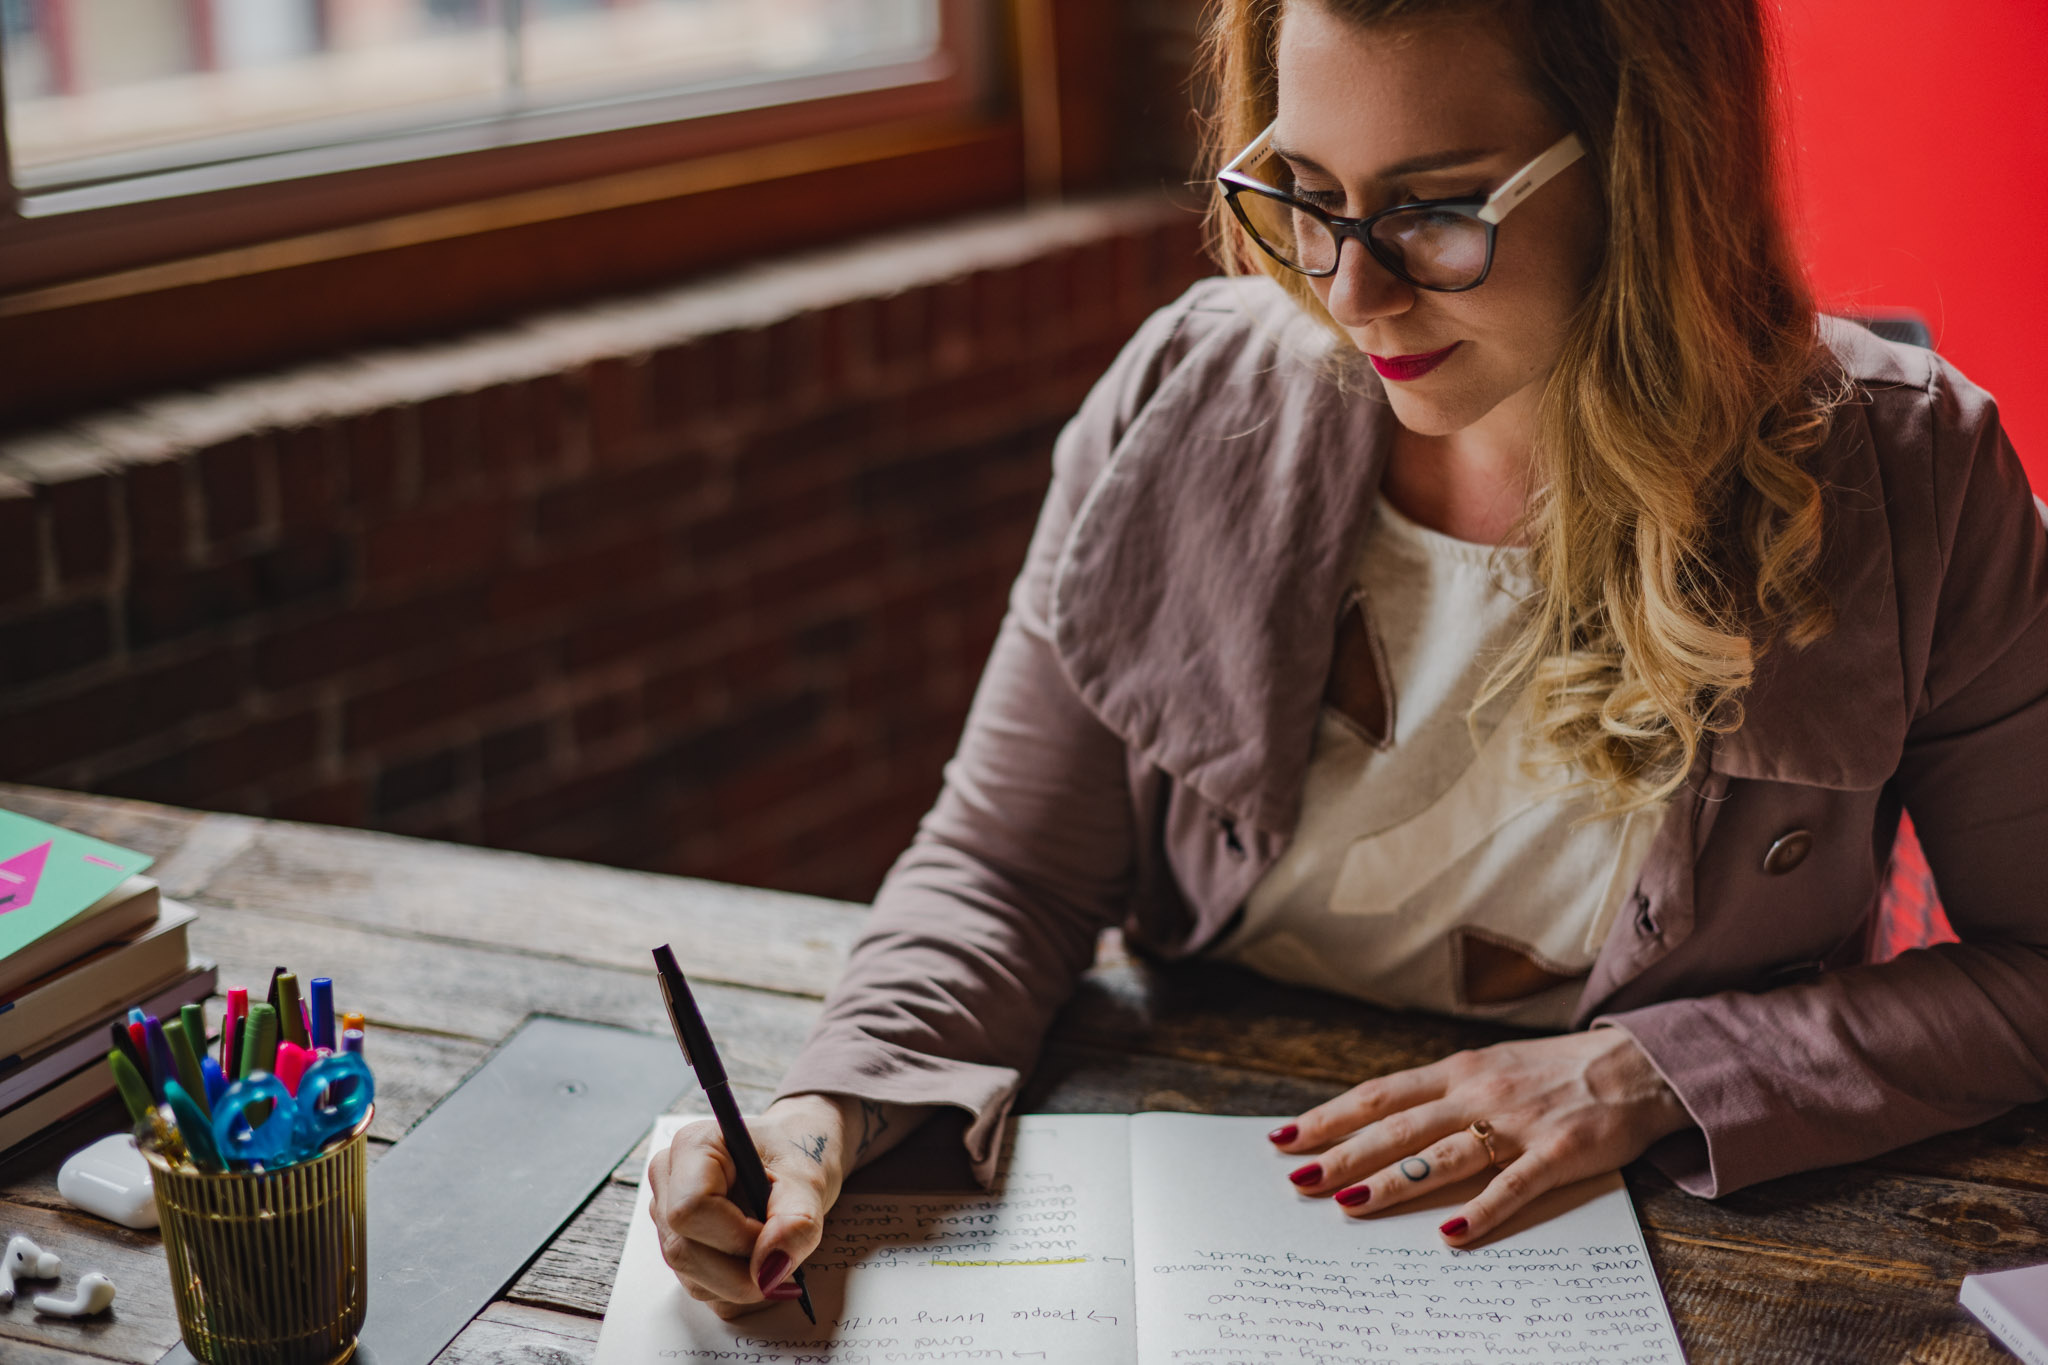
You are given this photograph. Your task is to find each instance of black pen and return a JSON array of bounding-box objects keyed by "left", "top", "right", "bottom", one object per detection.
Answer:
[{"left": 652, "top": 944, "right": 816, "bottom": 1324}]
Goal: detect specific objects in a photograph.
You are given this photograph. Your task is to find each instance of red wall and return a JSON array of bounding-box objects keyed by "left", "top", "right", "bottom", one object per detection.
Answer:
[{"left": 1774, "top": 0, "right": 2048, "bottom": 487}]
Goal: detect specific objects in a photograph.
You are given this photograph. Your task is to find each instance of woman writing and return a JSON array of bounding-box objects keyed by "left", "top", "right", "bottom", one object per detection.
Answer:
[{"left": 649, "top": 0, "right": 2048, "bottom": 1314}]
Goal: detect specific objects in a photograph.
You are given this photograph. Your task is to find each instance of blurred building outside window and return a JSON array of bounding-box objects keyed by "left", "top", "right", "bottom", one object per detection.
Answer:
[{"left": 2, "top": 0, "right": 943, "bottom": 202}]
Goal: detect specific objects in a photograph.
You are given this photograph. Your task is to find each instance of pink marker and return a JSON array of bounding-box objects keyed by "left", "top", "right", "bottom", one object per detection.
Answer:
[{"left": 275, "top": 1041, "right": 314, "bottom": 1096}]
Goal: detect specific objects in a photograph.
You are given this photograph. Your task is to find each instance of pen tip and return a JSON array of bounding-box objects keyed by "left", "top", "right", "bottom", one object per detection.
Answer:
[{"left": 795, "top": 1272, "right": 815, "bottom": 1323}]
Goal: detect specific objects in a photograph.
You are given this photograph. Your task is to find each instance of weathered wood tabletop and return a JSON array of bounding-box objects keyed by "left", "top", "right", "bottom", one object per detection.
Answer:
[{"left": 0, "top": 782, "right": 2036, "bottom": 1364}]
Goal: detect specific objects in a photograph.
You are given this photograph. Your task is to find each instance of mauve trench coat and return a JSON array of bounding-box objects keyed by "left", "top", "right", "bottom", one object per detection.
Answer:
[{"left": 771, "top": 275, "right": 2048, "bottom": 1198}]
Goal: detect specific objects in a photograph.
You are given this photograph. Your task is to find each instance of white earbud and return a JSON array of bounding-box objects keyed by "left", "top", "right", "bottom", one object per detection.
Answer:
[
  {"left": 33, "top": 1271, "right": 117, "bottom": 1318},
  {"left": 0, "top": 1234, "right": 62, "bottom": 1306}
]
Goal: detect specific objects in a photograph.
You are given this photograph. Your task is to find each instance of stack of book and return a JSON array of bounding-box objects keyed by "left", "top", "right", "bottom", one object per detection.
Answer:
[{"left": 0, "top": 808, "right": 216, "bottom": 1157}]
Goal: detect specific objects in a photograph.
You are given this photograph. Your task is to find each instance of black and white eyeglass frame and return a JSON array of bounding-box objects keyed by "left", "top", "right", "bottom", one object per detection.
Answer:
[{"left": 1217, "top": 121, "right": 1589, "bottom": 292}]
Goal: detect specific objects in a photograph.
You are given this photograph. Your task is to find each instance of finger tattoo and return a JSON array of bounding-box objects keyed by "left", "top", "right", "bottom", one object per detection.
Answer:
[{"left": 1400, "top": 1156, "right": 1431, "bottom": 1182}]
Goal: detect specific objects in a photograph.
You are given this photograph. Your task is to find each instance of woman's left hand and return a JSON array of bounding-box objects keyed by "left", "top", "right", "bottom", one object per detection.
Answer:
[{"left": 1268, "top": 1028, "right": 1695, "bottom": 1244}]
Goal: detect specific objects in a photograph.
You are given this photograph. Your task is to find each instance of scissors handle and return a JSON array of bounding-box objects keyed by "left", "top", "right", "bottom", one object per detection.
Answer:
[
  {"left": 213, "top": 1071, "right": 296, "bottom": 1166},
  {"left": 295, "top": 1052, "right": 375, "bottom": 1156},
  {"left": 210, "top": 1056, "right": 377, "bottom": 1168}
]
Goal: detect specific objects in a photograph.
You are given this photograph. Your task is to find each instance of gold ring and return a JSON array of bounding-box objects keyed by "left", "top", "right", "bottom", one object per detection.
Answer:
[{"left": 1469, "top": 1119, "right": 1502, "bottom": 1167}]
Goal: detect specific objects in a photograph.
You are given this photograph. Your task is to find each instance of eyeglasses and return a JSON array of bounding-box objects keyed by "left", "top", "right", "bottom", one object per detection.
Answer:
[{"left": 1217, "top": 122, "right": 1587, "bottom": 292}]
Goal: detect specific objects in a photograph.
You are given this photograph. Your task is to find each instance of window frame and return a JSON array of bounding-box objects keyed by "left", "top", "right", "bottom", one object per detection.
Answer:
[
  {"left": 0, "top": 0, "right": 997, "bottom": 295},
  {"left": 0, "top": 0, "right": 1126, "bottom": 427}
]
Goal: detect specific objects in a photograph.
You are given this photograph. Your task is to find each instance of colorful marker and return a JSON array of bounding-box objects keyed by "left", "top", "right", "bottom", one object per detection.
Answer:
[
  {"left": 240, "top": 1003, "right": 279, "bottom": 1084},
  {"left": 277, "top": 974, "right": 309, "bottom": 1050},
  {"left": 163, "top": 1018, "right": 210, "bottom": 1120},
  {"left": 164, "top": 1080, "right": 225, "bottom": 1173},
  {"left": 309, "top": 977, "right": 336, "bottom": 1053},
  {"left": 223, "top": 988, "right": 248, "bottom": 1077},
  {"left": 108, "top": 1020, "right": 147, "bottom": 1080},
  {"left": 200, "top": 1056, "right": 227, "bottom": 1109},
  {"left": 275, "top": 1041, "right": 313, "bottom": 1096},
  {"left": 143, "top": 1017, "right": 177, "bottom": 1104},
  {"left": 107, "top": 1049, "right": 153, "bottom": 1126},
  {"left": 179, "top": 1003, "right": 208, "bottom": 1062}
]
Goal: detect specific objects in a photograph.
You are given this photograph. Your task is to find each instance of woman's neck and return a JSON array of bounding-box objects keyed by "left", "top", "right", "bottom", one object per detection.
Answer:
[{"left": 1380, "top": 408, "right": 1538, "bottom": 548}]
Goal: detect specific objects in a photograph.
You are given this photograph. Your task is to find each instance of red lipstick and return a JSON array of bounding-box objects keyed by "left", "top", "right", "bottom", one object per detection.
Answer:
[{"left": 1368, "top": 341, "right": 1460, "bottom": 381}]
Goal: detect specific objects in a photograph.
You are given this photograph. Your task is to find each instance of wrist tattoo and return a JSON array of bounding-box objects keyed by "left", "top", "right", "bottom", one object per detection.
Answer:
[
  {"left": 854, "top": 1100, "right": 892, "bottom": 1162},
  {"left": 797, "top": 1133, "right": 827, "bottom": 1165}
]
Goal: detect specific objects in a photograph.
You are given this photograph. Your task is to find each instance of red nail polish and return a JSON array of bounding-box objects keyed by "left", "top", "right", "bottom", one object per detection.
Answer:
[
  {"left": 1334, "top": 1185, "right": 1371, "bottom": 1207},
  {"left": 1289, "top": 1163, "right": 1322, "bottom": 1186},
  {"left": 767, "top": 1283, "right": 805, "bottom": 1301},
  {"left": 1441, "top": 1217, "right": 1469, "bottom": 1238},
  {"left": 757, "top": 1249, "right": 790, "bottom": 1293},
  {"left": 1267, "top": 1124, "right": 1298, "bottom": 1144}
]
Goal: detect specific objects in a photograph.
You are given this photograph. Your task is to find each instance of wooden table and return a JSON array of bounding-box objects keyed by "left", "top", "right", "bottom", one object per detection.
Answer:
[{"left": 0, "top": 783, "right": 2036, "bottom": 1364}]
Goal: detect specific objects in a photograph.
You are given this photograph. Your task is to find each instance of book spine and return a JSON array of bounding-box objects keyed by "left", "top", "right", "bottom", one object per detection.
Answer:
[
  {"left": 0, "top": 922, "right": 192, "bottom": 1056},
  {"left": 1962, "top": 1278, "right": 2048, "bottom": 1365}
]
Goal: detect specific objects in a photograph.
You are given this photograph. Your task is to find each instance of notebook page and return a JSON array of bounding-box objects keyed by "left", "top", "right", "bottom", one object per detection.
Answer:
[
  {"left": 595, "top": 1112, "right": 1140, "bottom": 1364},
  {"left": 1129, "top": 1113, "right": 1684, "bottom": 1365}
]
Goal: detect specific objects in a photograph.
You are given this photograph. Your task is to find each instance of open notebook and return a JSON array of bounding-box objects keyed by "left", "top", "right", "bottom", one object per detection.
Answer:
[{"left": 596, "top": 1112, "right": 1686, "bottom": 1364}]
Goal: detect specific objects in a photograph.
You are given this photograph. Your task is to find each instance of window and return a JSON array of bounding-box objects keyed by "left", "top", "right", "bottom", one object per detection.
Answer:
[
  {"left": 0, "top": 0, "right": 1023, "bottom": 419},
  {"left": 6, "top": 0, "right": 958, "bottom": 208}
]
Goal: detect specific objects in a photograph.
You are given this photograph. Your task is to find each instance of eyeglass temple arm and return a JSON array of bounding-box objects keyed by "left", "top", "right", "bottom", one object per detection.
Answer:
[
  {"left": 1477, "top": 133, "right": 1587, "bottom": 225},
  {"left": 1220, "top": 121, "right": 1277, "bottom": 176}
]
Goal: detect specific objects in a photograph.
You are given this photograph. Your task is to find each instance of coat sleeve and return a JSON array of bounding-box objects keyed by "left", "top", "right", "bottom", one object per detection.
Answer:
[
  {"left": 1598, "top": 356, "right": 2048, "bottom": 1197},
  {"left": 770, "top": 292, "right": 1205, "bottom": 1186}
]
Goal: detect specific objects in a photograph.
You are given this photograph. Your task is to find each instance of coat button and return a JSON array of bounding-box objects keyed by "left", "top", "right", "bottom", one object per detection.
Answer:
[{"left": 1762, "top": 829, "right": 1814, "bottom": 875}]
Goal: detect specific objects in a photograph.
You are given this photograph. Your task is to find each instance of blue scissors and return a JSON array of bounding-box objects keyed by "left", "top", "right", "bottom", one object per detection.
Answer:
[{"left": 212, "top": 1052, "right": 375, "bottom": 1168}]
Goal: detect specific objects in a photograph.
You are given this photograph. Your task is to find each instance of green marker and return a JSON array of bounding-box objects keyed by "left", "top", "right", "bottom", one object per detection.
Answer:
[
  {"left": 240, "top": 1002, "right": 279, "bottom": 1082},
  {"left": 276, "top": 973, "right": 309, "bottom": 1050},
  {"left": 163, "top": 1019, "right": 210, "bottom": 1120},
  {"left": 179, "top": 1003, "right": 208, "bottom": 1061},
  {"left": 108, "top": 1049, "right": 155, "bottom": 1127}
]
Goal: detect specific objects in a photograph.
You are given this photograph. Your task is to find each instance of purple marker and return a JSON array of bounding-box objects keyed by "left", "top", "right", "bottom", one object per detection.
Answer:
[{"left": 142, "top": 1016, "right": 177, "bottom": 1104}]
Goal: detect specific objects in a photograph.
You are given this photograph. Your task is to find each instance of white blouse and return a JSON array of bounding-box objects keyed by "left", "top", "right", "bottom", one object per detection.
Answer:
[{"left": 1214, "top": 495, "right": 1666, "bottom": 1029}]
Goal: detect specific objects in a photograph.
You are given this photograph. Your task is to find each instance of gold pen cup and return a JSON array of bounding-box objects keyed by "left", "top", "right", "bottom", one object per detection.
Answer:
[{"left": 142, "top": 1105, "right": 374, "bottom": 1365}]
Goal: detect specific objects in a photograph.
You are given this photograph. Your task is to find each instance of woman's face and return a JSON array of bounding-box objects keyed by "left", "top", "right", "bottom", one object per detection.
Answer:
[{"left": 1273, "top": 3, "right": 1604, "bottom": 440}]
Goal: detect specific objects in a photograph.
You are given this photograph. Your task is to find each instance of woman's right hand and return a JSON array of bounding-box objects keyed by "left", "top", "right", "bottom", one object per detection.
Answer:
[{"left": 644, "top": 1092, "right": 921, "bottom": 1319}]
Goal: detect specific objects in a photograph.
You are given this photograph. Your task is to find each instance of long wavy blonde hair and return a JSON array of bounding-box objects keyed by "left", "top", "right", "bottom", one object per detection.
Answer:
[{"left": 1202, "top": 0, "right": 1853, "bottom": 813}]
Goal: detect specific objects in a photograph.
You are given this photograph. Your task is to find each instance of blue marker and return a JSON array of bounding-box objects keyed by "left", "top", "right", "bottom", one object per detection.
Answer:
[
  {"left": 341, "top": 1028, "right": 365, "bottom": 1055},
  {"left": 309, "top": 977, "right": 336, "bottom": 1052},
  {"left": 200, "top": 1056, "right": 227, "bottom": 1108}
]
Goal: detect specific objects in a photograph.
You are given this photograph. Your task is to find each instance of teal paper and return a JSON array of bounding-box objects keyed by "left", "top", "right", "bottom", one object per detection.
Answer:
[{"left": 0, "top": 808, "right": 154, "bottom": 964}]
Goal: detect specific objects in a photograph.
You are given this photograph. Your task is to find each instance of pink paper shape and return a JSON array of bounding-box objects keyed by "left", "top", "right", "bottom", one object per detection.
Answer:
[{"left": 0, "top": 840, "right": 51, "bottom": 916}]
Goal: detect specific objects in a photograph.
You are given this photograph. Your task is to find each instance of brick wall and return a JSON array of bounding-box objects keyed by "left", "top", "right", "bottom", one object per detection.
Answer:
[{"left": 0, "top": 197, "right": 1210, "bottom": 902}]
